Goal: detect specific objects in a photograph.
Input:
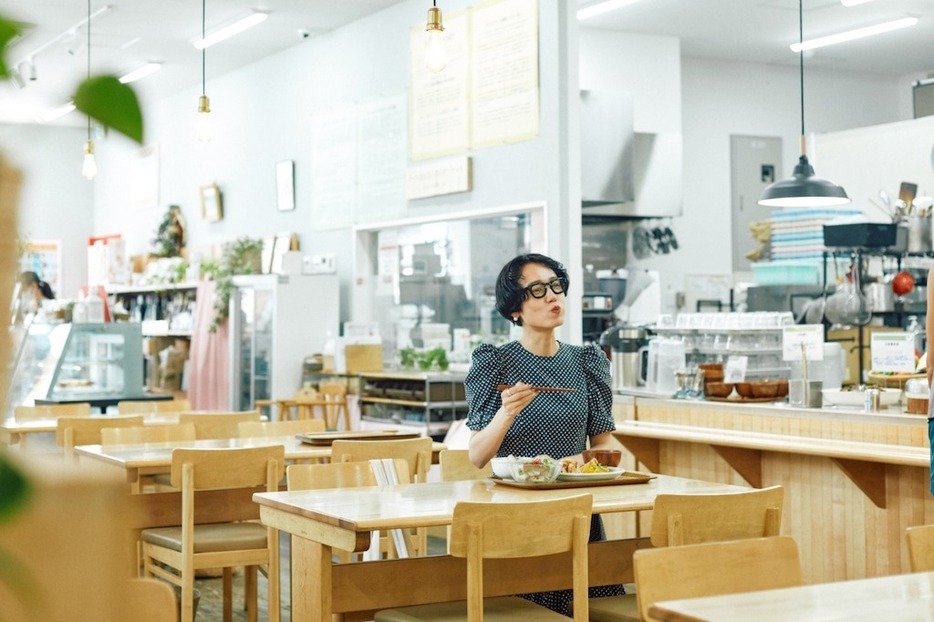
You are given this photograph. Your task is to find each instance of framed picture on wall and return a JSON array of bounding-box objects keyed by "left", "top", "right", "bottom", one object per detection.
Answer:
[
  {"left": 276, "top": 160, "right": 295, "bottom": 211},
  {"left": 200, "top": 183, "right": 223, "bottom": 222}
]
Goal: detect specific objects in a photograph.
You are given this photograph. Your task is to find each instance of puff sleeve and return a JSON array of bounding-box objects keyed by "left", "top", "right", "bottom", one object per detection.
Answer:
[
  {"left": 582, "top": 344, "right": 616, "bottom": 436},
  {"left": 465, "top": 344, "right": 502, "bottom": 431}
]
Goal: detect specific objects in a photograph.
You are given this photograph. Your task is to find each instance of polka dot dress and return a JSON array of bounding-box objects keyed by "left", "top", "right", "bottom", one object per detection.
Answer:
[{"left": 465, "top": 341, "right": 625, "bottom": 615}]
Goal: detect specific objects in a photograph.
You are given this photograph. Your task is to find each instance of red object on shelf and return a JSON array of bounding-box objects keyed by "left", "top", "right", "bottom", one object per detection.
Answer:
[{"left": 892, "top": 271, "right": 915, "bottom": 296}]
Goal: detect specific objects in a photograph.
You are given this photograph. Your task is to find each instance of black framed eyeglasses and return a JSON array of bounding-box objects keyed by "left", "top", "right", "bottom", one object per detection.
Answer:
[{"left": 524, "top": 277, "right": 568, "bottom": 299}]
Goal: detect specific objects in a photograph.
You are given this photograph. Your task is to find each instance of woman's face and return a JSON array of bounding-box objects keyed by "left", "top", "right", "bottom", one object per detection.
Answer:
[{"left": 515, "top": 262, "right": 566, "bottom": 330}]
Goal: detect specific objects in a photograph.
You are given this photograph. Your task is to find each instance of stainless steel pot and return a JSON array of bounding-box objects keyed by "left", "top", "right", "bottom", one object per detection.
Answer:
[
  {"left": 600, "top": 325, "right": 649, "bottom": 390},
  {"left": 864, "top": 282, "right": 894, "bottom": 313}
]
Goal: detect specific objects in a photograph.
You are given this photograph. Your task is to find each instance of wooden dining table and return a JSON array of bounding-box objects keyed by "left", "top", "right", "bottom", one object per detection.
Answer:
[
  {"left": 75, "top": 436, "right": 446, "bottom": 489},
  {"left": 253, "top": 474, "right": 745, "bottom": 621},
  {"left": 0, "top": 412, "right": 181, "bottom": 448},
  {"left": 648, "top": 570, "right": 934, "bottom": 621}
]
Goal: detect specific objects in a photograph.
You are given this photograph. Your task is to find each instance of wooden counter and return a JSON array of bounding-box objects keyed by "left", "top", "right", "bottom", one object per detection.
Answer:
[{"left": 610, "top": 395, "right": 933, "bottom": 585}]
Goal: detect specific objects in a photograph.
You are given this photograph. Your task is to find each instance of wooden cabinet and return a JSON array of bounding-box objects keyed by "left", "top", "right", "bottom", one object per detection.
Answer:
[{"left": 357, "top": 371, "right": 467, "bottom": 439}]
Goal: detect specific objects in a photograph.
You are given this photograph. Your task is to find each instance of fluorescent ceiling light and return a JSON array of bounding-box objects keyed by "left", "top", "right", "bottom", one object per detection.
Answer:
[
  {"left": 577, "top": 0, "right": 645, "bottom": 21},
  {"left": 193, "top": 11, "right": 268, "bottom": 50},
  {"left": 790, "top": 16, "right": 919, "bottom": 52},
  {"left": 119, "top": 62, "right": 162, "bottom": 84},
  {"left": 38, "top": 102, "right": 76, "bottom": 123},
  {"left": 841, "top": 0, "right": 873, "bottom": 7}
]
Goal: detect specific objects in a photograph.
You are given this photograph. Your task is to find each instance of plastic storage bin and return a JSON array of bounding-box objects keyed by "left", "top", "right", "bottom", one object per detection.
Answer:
[{"left": 751, "top": 261, "right": 821, "bottom": 285}]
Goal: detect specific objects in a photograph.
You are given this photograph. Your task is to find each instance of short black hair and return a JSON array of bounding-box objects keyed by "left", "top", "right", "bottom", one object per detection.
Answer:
[
  {"left": 20, "top": 271, "right": 55, "bottom": 300},
  {"left": 494, "top": 253, "right": 569, "bottom": 326}
]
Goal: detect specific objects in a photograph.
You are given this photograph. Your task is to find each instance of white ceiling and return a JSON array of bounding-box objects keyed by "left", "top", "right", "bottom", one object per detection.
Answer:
[{"left": 2, "top": 0, "right": 932, "bottom": 127}]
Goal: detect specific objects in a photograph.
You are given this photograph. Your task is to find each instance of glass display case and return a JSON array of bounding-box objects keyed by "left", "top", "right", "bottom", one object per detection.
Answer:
[{"left": 6, "top": 322, "right": 145, "bottom": 411}]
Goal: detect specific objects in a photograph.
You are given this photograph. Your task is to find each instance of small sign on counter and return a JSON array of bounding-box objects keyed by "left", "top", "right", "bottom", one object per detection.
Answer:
[
  {"left": 870, "top": 332, "right": 914, "bottom": 372},
  {"left": 782, "top": 325, "right": 824, "bottom": 361}
]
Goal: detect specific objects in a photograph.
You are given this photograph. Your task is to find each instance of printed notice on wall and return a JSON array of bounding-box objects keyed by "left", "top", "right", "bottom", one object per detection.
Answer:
[
  {"left": 408, "top": 9, "right": 470, "bottom": 161},
  {"left": 469, "top": 0, "right": 539, "bottom": 149},
  {"left": 310, "top": 107, "right": 357, "bottom": 229},
  {"left": 356, "top": 94, "right": 407, "bottom": 223}
]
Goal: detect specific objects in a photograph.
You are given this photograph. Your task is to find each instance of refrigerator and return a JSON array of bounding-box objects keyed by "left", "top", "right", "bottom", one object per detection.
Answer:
[{"left": 228, "top": 274, "right": 339, "bottom": 412}]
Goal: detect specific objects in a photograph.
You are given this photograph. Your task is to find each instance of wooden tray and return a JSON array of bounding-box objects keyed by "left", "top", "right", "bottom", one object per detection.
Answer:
[
  {"left": 297, "top": 431, "right": 422, "bottom": 446},
  {"left": 489, "top": 472, "right": 655, "bottom": 489},
  {"left": 867, "top": 373, "right": 925, "bottom": 388}
]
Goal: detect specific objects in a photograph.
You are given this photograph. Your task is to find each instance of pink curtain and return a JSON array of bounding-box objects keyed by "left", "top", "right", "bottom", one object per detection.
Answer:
[{"left": 187, "top": 281, "right": 229, "bottom": 410}]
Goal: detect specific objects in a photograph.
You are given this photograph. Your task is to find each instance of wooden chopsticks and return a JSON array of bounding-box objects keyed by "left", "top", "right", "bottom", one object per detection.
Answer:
[{"left": 496, "top": 384, "right": 576, "bottom": 393}]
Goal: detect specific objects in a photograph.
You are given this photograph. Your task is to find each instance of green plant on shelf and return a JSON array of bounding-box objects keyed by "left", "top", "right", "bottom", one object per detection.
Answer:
[
  {"left": 209, "top": 237, "right": 264, "bottom": 332},
  {"left": 399, "top": 347, "right": 449, "bottom": 371}
]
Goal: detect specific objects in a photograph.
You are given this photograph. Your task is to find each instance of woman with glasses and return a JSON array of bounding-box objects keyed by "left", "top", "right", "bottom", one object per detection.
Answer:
[{"left": 464, "top": 252, "right": 624, "bottom": 614}]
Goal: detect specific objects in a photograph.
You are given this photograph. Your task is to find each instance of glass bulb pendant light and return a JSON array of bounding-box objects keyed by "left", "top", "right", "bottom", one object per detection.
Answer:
[
  {"left": 759, "top": 0, "right": 848, "bottom": 208},
  {"left": 197, "top": 0, "right": 213, "bottom": 142},
  {"left": 425, "top": 1, "right": 446, "bottom": 74},
  {"left": 81, "top": 0, "right": 97, "bottom": 180}
]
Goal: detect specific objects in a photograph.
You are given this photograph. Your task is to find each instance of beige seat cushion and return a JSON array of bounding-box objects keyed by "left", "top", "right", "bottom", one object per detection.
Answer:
[
  {"left": 141, "top": 522, "right": 268, "bottom": 553},
  {"left": 587, "top": 594, "right": 638, "bottom": 622},
  {"left": 375, "top": 596, "right": 570, "bottom": 621}
]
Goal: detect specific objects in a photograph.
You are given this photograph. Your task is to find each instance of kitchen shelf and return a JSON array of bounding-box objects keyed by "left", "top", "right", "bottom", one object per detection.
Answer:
[{"left": 357, "top": 371, "right": 467, "bottom": 439}]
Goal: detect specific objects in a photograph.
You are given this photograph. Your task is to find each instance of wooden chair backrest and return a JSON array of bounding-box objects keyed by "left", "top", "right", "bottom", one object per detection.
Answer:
[
  {"left": 287, "top": 459, "right": 410, "bottom": 491},
  {"left": 14, "top": 402, "right": 91, "bottom": 420},
  {"left": 293, "top": 386, "right": 318, "bottom": 400},
  {"left": 906, "top": 524, "right": 934, "bottom": 572},
  {"left": 170, "top": 445, "right": 285, "bottom": 490},
  {"left": 238, "top": 418, "right": 326, "bottom": 438},
  {"left": 332, "top": 437, "right": 433, "bottom": 483},
  {"left": 101, "top": 423, "right": 196, "bottom": 445},
  {"left": 650, "top": 485, "right": 784, "bottom": 547},
  {"left": 56, "top": 415, "right": 145, "bottom": 447},
  {"left": 125, "top": 578, "right": 179, "bottom": 622},
  {"left": 634, "top": 536, "right": 804, "bottom": 622},
  {"left": 178, "top": 411, "right": 262, "bottom": 439},
  {"left": 296, "top": 384, "right": 348, "bottom": 429},
  {"left": 449, "top": 494, "right": 593, "bottom": 622},
  {"left": 118, "top": 399, "right": 192, "bottom": 414},
  {"left": 439, "top": 449, "right": 493, "bottom": 481}
]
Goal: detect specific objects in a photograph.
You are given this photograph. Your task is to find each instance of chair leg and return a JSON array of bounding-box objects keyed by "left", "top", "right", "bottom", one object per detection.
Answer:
[
  {"left": 223, "top": 567, "right": 233, "bottom": 622},
  {"left": 181, "top": 570, "right": 196, "bottom": 622},
  {"left": 245, "top": 565, "right": 258, "bottom": 621}
]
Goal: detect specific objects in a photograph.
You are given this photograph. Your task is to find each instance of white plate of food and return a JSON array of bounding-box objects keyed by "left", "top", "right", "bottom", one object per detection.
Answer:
[
  {"left": 821, "top": 387, "right": 901, "bottom": 407},
  {"left": 557, "top": 467, "right": 625, "bottom": 482}
]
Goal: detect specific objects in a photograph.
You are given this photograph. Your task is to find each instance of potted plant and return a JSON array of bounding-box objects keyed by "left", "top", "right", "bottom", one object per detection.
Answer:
[{"left": 208, "top": 236, "right": 264, "bottom": 331}]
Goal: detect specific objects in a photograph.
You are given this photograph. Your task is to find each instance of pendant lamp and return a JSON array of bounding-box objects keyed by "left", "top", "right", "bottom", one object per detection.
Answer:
[
  {"left": 758, "top": 0, "right": 849, "bottom": 208},
  {"left": 81, "top": 0, "right": 97, "bottom": 180},
  {"left": 196, "top": 0, "right": 213, "bottom": 142},
  {"left": 424, "top": 1, "right": 446, "bottom": 74}
]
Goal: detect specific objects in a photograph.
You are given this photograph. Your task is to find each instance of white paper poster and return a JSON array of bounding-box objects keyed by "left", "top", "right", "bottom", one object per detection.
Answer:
[
  {"left": 870, "top": 332, "right": 914, "bottom": 372},
  {"left": 310, "top": 107, "right": 357, "bottom": 229},
  {"left": 356, "top": 95, "right": 407, "bottom": 223}
]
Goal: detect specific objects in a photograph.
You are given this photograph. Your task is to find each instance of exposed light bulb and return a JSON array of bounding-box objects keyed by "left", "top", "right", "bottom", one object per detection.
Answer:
[
  {"left": 82, "top": 139, "right": 97, "bottom": 180},
  {"left": 425, "top": 6, "right": 446, "bottom": 74},
  {"left": 197, "top": 94, "right": 213, "bottom": 143}
]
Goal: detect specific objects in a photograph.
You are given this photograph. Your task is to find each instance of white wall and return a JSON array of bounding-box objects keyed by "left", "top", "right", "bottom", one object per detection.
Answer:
[
  {"left": 2, "top": 9, "right": 918, "bottom": 323},
  {"left": 0, "top": 123, "right": 94, "bottom": 298}
]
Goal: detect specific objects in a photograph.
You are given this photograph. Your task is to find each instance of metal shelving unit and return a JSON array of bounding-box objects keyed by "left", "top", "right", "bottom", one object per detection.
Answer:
[{"left": 357, "top": 371, "right": 468, "bottom": 439}]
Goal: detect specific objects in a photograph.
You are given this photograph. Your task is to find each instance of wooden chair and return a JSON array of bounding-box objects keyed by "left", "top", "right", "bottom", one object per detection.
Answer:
[
  {"left": 101, "top": 423, "right": 197, "bottom": 445},
  {"left": 178, "top": 411, "right": 261, "bottom": 439},
  {"left": 237, "top": 418, "right": 326, "bottom": 438},
  {"left": 56, "top": 415, "right": 145, "bottom": 449},
  {"left": 633, "top": 536, "right": 804, "bottom": 622},
  {"left": 287, "top": 459, "right": 411, "bottom": 561},
  {"left": 118, "top": 398, "right": 192, "bottom": 414},
  {"left": 102, "top": 423, "right": 197, "bottom": 493},
  {"left": 298, "top": 384, "right": 351, "bottom": 430},
  {"left": 906, "top": 524, "right": 934, "bottom": 572},
  {"left": 14, "top": 402, "right": 92, "bottom": 420},
  {"left": 588, "top": 484, "right": 784, "bottom": 622},
  {"left": 374, "top": 494, "right": 594, "bottom": 622},
  {"left": 140, "top": 446, "right": 284, "bottom": 622},
  {"left": 255, "top": 387, "right": 318, "bottom": 422},
  {"left": 439, "top": 449, "right": 493, "bottom": 481},
  {"left": 332, "top": 436, "right": 434, "bottom": 557},
  {"left": 125, "top": 578, "right": 179, "bottom": 622}
]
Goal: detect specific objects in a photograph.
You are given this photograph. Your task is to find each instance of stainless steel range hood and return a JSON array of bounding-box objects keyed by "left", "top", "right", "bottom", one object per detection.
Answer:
[{"left": 580, "top": 90, "right": 682, "bottom": 218}]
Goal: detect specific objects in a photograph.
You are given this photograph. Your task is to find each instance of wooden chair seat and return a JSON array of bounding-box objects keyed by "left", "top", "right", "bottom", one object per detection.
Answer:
[
  {"left": 587, "top": 485, "right": 784, "bottom": 622},
  {"left": 907, "top": 524, "right": 934, "bottom": 572},
  {"left": 633, "top": 536, "right": 804, "bottom": 621},
  {"left": 142, "top": 522, "right": 269, "bottom": 553},
  {"left": 375, "top": 494, "right": 594, "bottom": 622},
  {"left": 125, "top": 577, "right": 178, "bottom": 622}
]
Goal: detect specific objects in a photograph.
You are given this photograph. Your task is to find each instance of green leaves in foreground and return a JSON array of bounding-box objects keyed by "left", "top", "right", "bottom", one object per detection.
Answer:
[
  {"left": 0, "top": 455, "right": 30, "bottom": 523},
  {"left": 73, "top": 75, "right": 145, "bottom": 144},
  {"left": 0, "top": 18, "right": 21, "bottom": 80}
]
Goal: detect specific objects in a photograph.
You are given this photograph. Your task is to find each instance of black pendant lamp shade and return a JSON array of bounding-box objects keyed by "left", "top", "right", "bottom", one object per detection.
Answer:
[{"left": 758, "top": 0, "right": 849, "bottom": 208}]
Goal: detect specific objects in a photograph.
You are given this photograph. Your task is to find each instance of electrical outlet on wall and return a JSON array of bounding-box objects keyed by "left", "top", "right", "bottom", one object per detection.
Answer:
[{"left": 304, "top": 253, "right": 336, "bottom": 274}]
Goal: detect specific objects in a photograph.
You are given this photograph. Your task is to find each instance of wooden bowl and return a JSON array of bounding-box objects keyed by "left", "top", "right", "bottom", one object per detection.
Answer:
[
  {"left": 735, "top": 382, "right": 753, "bottom": 398},
  {"left": 704, "top": 382, "right": 734, "bottom": 398}
]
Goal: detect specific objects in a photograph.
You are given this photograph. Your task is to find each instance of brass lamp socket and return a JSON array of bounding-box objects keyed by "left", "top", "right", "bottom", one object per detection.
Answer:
[
  {"left": 198, "top": 94, "right": 211, "bottom": 114},
  {"left": 426, "top": 6, "right": 444, "bottom": 32},
  {"left": 83, "top": 139, "right": 94, "bottom": 155}
]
